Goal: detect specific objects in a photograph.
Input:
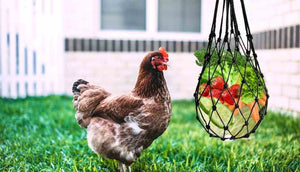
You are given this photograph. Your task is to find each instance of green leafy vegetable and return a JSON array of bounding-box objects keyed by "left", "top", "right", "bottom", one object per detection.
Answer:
[
  {"left": 194, "top": 49, "right": 264, "bottom": 104},
  {"left": 240, "top": 67, "right": 264, "bottom": 104}
]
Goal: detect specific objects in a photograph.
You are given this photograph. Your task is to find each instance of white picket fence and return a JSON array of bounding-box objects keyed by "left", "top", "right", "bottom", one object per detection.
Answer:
[{"left": 0, "top": 0, "right": 64, "bottom": 98}]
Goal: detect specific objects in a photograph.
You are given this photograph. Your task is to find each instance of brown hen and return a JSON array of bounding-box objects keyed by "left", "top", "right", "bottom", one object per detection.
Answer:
[{"left": 72, "top": 48, "right": 171, "bottom": 171}]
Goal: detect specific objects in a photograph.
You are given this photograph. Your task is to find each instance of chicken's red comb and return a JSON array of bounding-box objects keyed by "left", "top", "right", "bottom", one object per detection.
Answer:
[{"left": 159, "top": 46, "right": 169, "bottom": 61}]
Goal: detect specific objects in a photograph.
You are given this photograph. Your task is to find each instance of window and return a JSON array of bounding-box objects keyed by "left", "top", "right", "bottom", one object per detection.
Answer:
[
  {"left": 25, "top": 48, "right": 28, "bottom": 75},
  {"left": 101, "top": 0, "right": 146, "bottom": 30},
  {"left": 16, "top": 34, "right": 19, "bottom": 75},
  {"left": 158, "top": 0, "right": 201, "bottom": 32}
]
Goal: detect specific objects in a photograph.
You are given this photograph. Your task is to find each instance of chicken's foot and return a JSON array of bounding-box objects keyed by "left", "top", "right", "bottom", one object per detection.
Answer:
[{"left": 118, "top": 162, "right": 126, "bottom": 172}]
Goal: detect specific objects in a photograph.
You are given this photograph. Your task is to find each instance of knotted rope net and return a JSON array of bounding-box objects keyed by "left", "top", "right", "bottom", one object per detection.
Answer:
[{"left": 194, "top": 0, "right": 269, "bottom": 140}]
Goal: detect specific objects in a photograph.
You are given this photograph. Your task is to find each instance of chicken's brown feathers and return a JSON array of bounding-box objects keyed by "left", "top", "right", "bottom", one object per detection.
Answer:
[
  {"left": 92, "top": 95, "right": 144, "bottom": 123},
  {"left": 133, "top": 51, "right": 167, "bottom": 98},
  {"left": 72, "top": 50, "right": 171, "bottom": 167},
  {"left": 77, "top": 88, "right": 111, "bottom": 112}
]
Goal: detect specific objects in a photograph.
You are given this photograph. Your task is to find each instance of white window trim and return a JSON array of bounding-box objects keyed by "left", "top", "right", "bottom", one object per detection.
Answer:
[{"left": 97, "top": 0, "right": 204, "bottom": 41}]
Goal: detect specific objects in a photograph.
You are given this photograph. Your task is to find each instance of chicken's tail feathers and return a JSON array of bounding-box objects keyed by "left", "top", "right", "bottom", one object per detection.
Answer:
[{"left": 72, "top": 79, "right": 89, "bottom": 94}]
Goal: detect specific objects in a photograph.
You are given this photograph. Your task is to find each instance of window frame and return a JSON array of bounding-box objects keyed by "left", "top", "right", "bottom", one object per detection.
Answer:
[{"left": 98, "top": 0, "right": 204, "bottom": 41}]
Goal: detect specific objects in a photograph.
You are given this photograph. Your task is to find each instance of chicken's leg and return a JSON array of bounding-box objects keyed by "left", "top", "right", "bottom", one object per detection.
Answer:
[
  {"left": 127, "top": 165, "right": 132, "bottom": 172},
  {"left": 118, "top": 162, "right": 126, "bottom": 172}
]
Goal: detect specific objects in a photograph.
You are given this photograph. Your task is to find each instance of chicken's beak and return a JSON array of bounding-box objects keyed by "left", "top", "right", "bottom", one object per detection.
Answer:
[{"left": 156, "top": 60, "right": 169, "bottom": 71}]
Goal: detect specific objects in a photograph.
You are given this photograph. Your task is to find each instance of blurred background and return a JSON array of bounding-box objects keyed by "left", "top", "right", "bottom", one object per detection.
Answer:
[{"left": 0, "top": 0, "right": 299, "bottom": 115}]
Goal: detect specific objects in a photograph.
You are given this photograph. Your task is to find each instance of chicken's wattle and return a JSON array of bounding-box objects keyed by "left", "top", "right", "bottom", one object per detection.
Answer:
[{"left": 157, "top": 64, "right": 167, "bottom": 71}]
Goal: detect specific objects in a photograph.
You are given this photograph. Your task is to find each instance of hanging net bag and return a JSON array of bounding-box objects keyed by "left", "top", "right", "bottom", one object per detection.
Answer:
[{"left": 194, "top": 0, "right": 269, "bottom": 140}]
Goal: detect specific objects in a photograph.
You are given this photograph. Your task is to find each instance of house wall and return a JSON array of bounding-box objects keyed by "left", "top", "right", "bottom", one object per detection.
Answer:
[
  {"left": 62, "top": 0, "right": 212, "bottom": 99},
  {"left": 62, "top": 0, "right": 300, "bottom": 115},
  {"left": 64, "top": 52, "right": 200, "bottom": 99},
  {"left": 248, "top": 0, "right": 300, "bottom": 115}
]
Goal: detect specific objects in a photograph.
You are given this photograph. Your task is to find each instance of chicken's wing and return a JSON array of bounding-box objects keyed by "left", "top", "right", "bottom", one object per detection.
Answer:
[{"left": 92, "top": 95, "right": 144, "bottom": 123}]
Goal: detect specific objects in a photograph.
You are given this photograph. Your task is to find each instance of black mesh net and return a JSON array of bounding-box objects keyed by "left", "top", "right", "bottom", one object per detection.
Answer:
[{"left": 194, "top": 0, "right": 269, "bottom": 140}]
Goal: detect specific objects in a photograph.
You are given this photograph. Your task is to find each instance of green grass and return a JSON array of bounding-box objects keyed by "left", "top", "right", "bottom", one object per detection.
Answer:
[{"left": 0, "top": 96, "right": 299, "bottom": 172}]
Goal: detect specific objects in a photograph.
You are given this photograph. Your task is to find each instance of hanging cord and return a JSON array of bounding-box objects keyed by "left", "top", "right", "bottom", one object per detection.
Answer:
[
  {"left": 224, "top": 0, "right": 230, "bottom": 45},
  {"left": 239, "top": 0, "right": 261, "bottom": 68},
  {"left": 239, "top": 0, "right": 269, "bottom": 98},
  {"left": 229, "top": 0, "right": 241, "bottom": 52},
  {"left": 194, "top": 0, "right": 221, "bottom": 128},
  {"left": 194, "top": 0, "right": 269, "bottom": 140},
  {"left": 217, "top": 0, "right": 227, "bottom": 43},
  {"left": 207, "top": 0, "right": 220, "bottom": 50},
  {"left": 240, "top": 0, "right": 252, "bottom": 39}
]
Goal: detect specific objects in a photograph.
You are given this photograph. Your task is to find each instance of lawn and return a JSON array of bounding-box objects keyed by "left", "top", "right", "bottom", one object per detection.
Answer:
[{"left": 0, "top": 96, "right": 299, "bottom": 171}]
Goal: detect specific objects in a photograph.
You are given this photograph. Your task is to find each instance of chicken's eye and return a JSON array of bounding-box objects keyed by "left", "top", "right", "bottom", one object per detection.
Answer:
[
  {"left": 153, "top": 55, "right": 163, "bottom": 60},
  {"left": 151, "top": 56, "right": 158, "bottom": 62}
]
